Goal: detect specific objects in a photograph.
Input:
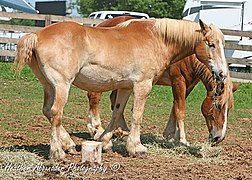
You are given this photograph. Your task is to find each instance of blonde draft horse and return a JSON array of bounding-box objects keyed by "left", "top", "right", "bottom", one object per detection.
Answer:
[
  {"left": 89, "top": 56, "right": 237, "bottom": 146},
  {"left": 162, "top": 55, "right": 236, "bottom": 146},
  {"left": 15, "top": 18, "right": 228, "bottom": 159},
  {"left": 87, "top": 16, "right": 235, "bottom": 146},
  {"left": 108, "top": 55, "right": 236, "bottom": 145}
]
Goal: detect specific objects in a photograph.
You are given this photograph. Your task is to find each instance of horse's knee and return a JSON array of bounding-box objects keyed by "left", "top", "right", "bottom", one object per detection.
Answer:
[
  {"left": 88, "top": 92, "right": 101, "bottom": 105},
  {"left": 43, "top": 104, "right": 62, "bottom": 126},
  {"left": 43, "top": 106, "right": 52, "bottom": 121}
]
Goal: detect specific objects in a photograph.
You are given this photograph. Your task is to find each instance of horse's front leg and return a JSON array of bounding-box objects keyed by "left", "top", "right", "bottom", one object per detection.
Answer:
[
  {"left": 87, "top": 91, "right": 104, "bottom": 140},
  {"left": 110, "top": 90, "right": 130, "bottom": 137},
  {"left": 163, "top": 105, "right": 179, "bottom": 142},
  {"left": 171, "top": 79, "right": 189, "bottom": 146},
  {"left": 127, "top": 81, "right": 152, "bottom": 156},
  {"left": 98, "top": 89, "right": 132, "bottom": 151}
]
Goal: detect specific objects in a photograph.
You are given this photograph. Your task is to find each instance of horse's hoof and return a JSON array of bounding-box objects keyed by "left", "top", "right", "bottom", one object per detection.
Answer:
[
  {"left": 102, "top": 140, "right": 113, "bottom": 153},
  {"left": 135, "top": 144, "right": 148, "bottom": 155},
  {"left": 67, "top": 146, "right": 79, "bottom": 155},
  {"left": 180, "top": 140, "right": 190, "bottom": 147},
  {"left": 93, "top": 128, "right": 105, "bottom": 140},
  {"left": 87, "top": 123, "right": 96, "bottom": 136},
  {"left": 114, "top": 127, "right": 129, "bottom": 138},
  {"left": 49, "top": 149, "right": 66, "bottom": 160},
  {"left": 128, "top": 144, "right": 148, "bottom": 157}
]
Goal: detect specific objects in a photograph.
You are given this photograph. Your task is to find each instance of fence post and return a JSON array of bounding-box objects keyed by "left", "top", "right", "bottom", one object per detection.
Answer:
[{"left": 45, "top": 15, "right": 52, "bottom": 26}]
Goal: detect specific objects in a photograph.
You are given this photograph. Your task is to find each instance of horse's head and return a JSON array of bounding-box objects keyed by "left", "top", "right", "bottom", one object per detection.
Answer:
[
  {"left": 195, "top": 19, "right": 228, "bottom": 83},
  {"left": 201, "top": 82, "right": 239, "bottom": 145}
]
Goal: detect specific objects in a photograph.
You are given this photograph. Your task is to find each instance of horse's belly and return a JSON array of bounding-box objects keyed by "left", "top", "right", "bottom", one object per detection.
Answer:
[{"left": 73, "top": 66, "right": 133, "bottom": 92}]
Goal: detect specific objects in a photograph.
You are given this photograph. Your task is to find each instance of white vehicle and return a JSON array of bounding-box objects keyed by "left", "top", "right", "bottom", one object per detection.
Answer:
[
  {"left": 88, "top": 11, "right": 149, "bottom": 19},
  {"left": 182, "top": 0, "right": 252, "bottom": 72}
]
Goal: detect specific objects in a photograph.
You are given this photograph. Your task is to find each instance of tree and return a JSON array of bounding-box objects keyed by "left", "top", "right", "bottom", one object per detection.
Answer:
[
  {"left": 0, "top": 19, "right": 35, "bottom": 26},
  {"left": 77, "top": 0, "right": 185, "bottom": 19}
]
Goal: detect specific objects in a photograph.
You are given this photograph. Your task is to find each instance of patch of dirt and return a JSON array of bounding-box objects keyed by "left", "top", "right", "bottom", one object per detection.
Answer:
[{"left": 0, "top": 116, "right": 251, "bottom": 179}]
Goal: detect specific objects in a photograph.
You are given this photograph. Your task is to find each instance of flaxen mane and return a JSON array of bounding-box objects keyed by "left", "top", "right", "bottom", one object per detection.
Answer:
[
  {"left": 117, "top": 18, "right": 204, "bottom": 48},
  {"left": 153, "top": 18, "right": 203, "bottom": 48},
  {"left": 220, "top": 75, "right": 234, "bottom": 108}
]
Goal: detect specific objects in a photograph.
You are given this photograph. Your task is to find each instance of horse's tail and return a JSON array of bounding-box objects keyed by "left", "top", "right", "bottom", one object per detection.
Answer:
[{"left": 14, "top": 33, "right": 37, "bottom": 74}]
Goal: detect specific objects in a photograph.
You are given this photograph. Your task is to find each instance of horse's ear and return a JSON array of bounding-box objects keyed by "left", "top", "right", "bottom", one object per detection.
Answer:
[
  {"left": 232, "top": 84, "right": 240, "bottom": 92},
  {"left": 199, "top": 19, "right": 210, "bottom": 35}
]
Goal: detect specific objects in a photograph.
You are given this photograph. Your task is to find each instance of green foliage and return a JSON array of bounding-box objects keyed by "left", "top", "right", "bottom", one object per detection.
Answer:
[
  {"left": 0, "top": 19, "right": 35, "bottom": 26},
  {"left": 233, "top": 83, "right": 252, "bottom": 112},
  {"left": 77, "top": 0, "right": 185, "bottom": 18}
]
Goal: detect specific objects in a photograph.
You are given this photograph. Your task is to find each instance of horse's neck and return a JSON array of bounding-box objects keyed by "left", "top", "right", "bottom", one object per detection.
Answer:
[
  {"left": 166, "top": 37, "right": 202, "bottom": 65},
  {"left": 192, "top": 59, "right": 214, "bottom": 92}
]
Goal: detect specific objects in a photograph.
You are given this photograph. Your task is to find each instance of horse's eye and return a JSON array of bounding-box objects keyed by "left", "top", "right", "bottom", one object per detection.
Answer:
[{"left": 207, "top": 42, "right": 215, "bottom": 48}]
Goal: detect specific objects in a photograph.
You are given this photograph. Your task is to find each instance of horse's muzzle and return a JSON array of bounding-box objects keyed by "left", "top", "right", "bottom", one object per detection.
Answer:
[
  {"left": 209, "top": 130, "right": 224, "bottom": 146},
  {"left": 212, "top": 70, "right": 225, "bottom": 83}
]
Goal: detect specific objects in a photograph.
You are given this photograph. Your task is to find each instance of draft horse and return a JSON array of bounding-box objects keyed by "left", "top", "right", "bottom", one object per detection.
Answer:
[
  {"left": 15, "top": 17, "right": 229, "bottom": 159},
  {"left": 87, "top": 16, "right": 236, "bottom": 146},
  {"left": 89, "top": 56, "right": 237, "bottom": 146}
]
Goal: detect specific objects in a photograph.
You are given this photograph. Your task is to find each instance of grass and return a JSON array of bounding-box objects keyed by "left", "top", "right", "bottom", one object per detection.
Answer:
[
  {"left": 0, "top": 62, "right": 251, "bottom": 178},
  {"left": 0, "top": 62, "right": 251, "bottom": 133}
]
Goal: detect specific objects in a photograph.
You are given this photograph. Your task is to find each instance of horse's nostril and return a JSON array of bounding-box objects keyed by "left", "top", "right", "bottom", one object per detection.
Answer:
[
  {"left": 209, "top": 131, "right": 221, "bottom": 144},
  {"left": 214, "top": 136, "right": 221, "bottom": 142},
  {"left": 212, "top": 70, "right": 216, "bottom": 80},
  {"left": 219, "top": 71, "right": 223, "bottom": 78}
]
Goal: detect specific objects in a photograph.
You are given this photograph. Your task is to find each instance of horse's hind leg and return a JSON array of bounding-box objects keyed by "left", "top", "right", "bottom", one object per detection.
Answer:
[
  {"left": 87, "top": 91, "right": 104, "bottom": 140},
  {"left": 46, "top": 82, "right": 75, "bottom": 159},
  {"left": 29, "top": 59, "right": 75, "bottom": 159},
  {"left": 43, "top": 87, "right": 76, "bottom": 157},
  {"left": 170, "top": 79, "right": 188, "bottom": 146}
]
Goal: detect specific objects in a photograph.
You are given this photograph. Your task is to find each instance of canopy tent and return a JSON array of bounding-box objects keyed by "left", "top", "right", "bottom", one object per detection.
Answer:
[{"left": 0, "top": 0, "right": 37, "bottom": 14}]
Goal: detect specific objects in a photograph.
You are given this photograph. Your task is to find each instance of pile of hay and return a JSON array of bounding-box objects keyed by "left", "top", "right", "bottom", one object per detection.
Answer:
[
  {"left": 0, "top": 147, "right": 45, "bottom": 179},
  {"left": 112, "top": 133, "right": 223, "bottom": 161},
  {"left": 140, "top": 133, "right": 223, "bottom": 160}
]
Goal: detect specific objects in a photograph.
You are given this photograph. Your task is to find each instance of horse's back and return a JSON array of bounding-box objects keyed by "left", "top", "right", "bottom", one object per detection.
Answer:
[
  {"left": 36, "top": 21, "right": 87, "bottom": 52},
  {"left": 97, "top": 16, "right": 135, "bottom": 27}
]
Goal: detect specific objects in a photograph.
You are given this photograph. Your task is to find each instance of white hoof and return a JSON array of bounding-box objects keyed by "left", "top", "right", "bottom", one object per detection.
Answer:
[
  {"left": 180, "top": 140, "right": 190, "bottom": 146},
  {"left": 102, "top": 140, "right": 113, "bottom": 152},
  {"left": 49, "top": 146, "right": 66, "bottom": 160},
  {"left": 67, "top": 146, "right": 79, "bottom": 155},
  {"left": 127, "top": 142, "right": 147, "bottom": 157},
  {"left": 87, "top": 123, "right": 105, "bottom": 140},
  {"left": 114, "top": 127, "right": 129, "bottom": 138},
  {"left": 93, "top": 127, "right": 105, "bottom": 140}
]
